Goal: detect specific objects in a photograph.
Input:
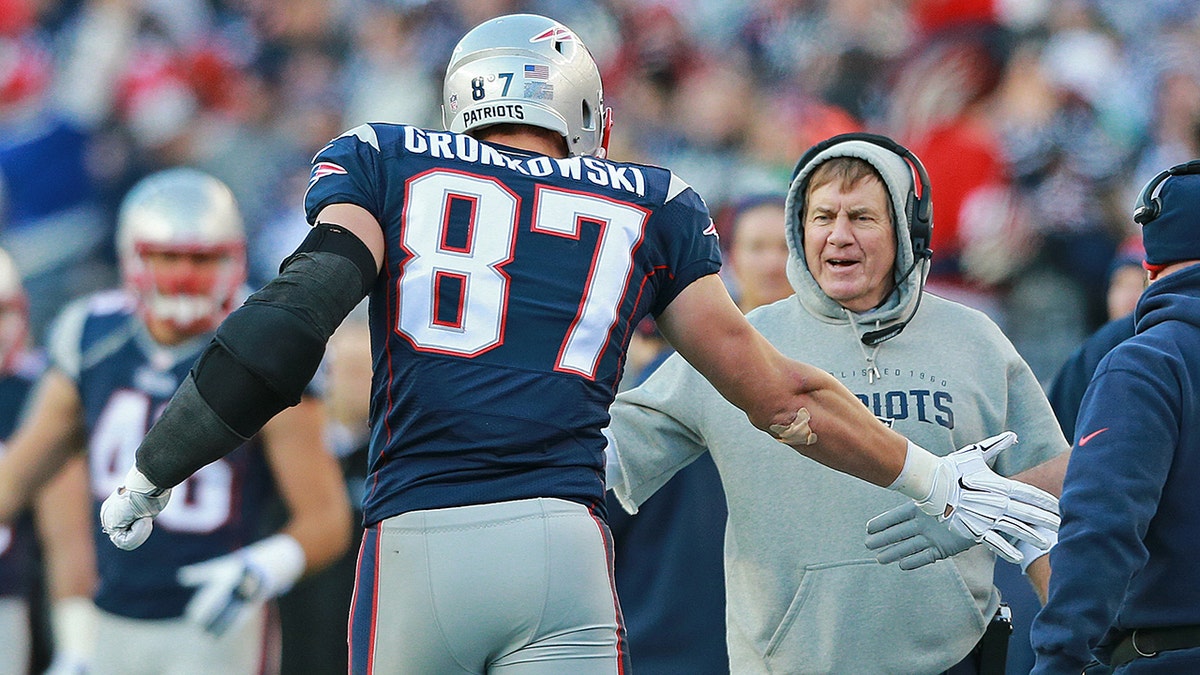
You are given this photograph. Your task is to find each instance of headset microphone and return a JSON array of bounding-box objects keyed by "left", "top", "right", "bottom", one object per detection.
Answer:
[{"left": 860, "top": 251, "right": 929, "bottom": 347}]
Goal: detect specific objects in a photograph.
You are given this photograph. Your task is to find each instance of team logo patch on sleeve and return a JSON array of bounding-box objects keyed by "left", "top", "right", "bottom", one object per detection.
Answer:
[{"left": 309, "top": 161, "right": 348, "bottom": 187}]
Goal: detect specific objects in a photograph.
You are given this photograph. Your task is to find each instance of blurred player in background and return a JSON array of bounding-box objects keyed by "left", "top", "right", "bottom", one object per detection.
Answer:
[
  {"left": 0, "top": 246, "right": 96, "bottom": 675},
  {"left": 0, "top": 169, "right": 351, "bottom": 675},
  {"left": 0, "top": 245, "right": 41, "bottom": 675}
]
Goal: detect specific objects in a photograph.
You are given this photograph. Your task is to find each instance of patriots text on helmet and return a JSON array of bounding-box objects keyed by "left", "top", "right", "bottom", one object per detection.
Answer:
[
  {"left": 462, "top": 103, "right": 525, "bottom": 126},
  {"left": 403, "top": 126, "right": 644, "bottom": 197}
]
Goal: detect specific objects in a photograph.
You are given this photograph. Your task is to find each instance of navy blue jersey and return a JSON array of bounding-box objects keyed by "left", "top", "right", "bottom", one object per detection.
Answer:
[
  {"left": 0, "top": 356, "right": 42, "bottom": 598},
  {"left": 304, "top": 124, "right": 721, "bottom": 525},
  {"left": 48, "top": 291, "right": 277, "bottom": 620}
]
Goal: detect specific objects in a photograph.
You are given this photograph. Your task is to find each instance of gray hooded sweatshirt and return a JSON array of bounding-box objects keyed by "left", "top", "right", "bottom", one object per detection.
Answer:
[{"left": 609, "top": 139, "right": 1069, "bottom": 674}]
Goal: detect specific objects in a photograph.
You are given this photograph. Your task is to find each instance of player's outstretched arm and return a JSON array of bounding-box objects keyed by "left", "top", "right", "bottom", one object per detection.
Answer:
[
  {"left": 34, "top": 456, "right": 98, "bottom": 671},
  {"left": 0, "top": 370, "right": 86, "bottom": 523},
  {"left": 655, "top": 275, "right": 1060, "bottom": 562},
  {"left": 101, "top": 203, "right": 384, "bottom": 550},
  {"left": 655, "top": 274, "right": 908, "bottom": 484}
]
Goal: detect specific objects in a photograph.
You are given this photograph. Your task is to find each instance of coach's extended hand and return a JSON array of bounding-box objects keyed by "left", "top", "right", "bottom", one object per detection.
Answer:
[{"left": 904, "top": 431, "right": 1059, "bottom": 565}]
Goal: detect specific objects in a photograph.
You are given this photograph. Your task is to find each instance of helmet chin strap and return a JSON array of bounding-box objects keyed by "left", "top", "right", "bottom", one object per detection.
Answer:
[{"left": 596, "top": 107, "right": 613, "bottom": 159}]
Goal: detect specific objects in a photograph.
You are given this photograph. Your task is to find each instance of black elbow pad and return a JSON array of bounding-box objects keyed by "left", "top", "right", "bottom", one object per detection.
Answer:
[
  {"left": 193, "top": 246, "right": 368, "bottom": 437},
  {"left": 193, "top": 304, "right": 327, "bottom": 437}
]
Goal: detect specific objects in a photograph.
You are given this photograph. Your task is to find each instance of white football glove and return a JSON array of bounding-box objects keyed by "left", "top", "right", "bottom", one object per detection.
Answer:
[
  {"left": 865, "top": 501, "right": 976, "bottom": 570},
  {"left": 1015, "top": 523, "right": 1058, "bottom": 574},
  {"left": 888, "top": 432, "right": 1060, "bottom": 565},
  {"left": 177, "top": 533, "right": 306, "bottom": 636},
  {"left": 99, "top": 466, "right": 172, "bottom": 551}
]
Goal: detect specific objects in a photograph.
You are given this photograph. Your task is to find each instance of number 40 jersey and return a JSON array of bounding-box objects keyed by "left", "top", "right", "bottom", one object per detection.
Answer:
[
  {"left": 305, "top": 123, "right": 721, "bottom": 525},
  {"left": 48, "top": 291, "right": 277, "bottom": 620}
]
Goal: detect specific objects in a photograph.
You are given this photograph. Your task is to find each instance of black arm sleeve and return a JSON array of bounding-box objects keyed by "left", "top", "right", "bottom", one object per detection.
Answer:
[{"left": 136, "top": 223, "right": 377, "bottom": 487}]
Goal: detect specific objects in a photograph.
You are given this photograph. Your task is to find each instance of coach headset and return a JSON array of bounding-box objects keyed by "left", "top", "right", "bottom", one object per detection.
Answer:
[
  {"left": 1133, "top": 159, "right": 1200, "bottom": 226},
  {"left": 790, "top": 132, "right": 933, "bottom": 345}
]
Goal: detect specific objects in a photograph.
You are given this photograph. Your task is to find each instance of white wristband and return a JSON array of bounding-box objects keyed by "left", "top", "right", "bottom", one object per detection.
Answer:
[
  {"left": 123, "top": 465, "right": 166, "bottom": 496},
  {"left": 887, "top": 440, "right": 941, "bottom": 501}
]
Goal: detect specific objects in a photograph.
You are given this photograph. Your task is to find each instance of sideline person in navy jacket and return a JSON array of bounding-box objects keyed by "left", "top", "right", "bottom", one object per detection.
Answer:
[{"left": 1032, "top": 162, "right": 1200, "bottom": 674}]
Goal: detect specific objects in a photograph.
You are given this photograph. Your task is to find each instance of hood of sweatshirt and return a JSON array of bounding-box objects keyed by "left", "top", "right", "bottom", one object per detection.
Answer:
[
  {"left": 1136, "top": 262, "right": 1200, "bottom": 333},
  {"left": 784, "top": 138, "right": 929, "bottom": 340}
]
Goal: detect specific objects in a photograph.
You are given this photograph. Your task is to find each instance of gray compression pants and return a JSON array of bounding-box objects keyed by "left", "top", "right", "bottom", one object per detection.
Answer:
[{"left": 349, "top": 498, "right": 628, "bottom": 674}]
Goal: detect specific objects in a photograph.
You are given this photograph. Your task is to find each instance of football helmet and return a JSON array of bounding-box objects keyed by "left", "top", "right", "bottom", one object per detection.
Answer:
[
  {"left": 117, "top": 168, "right": 246, "bottom": 335},
  {"left": 442, "top": 13, "right": 611, "bottom": 158},
  {"left": 0, "top": 247, "right": 28, "bottom": 374}
]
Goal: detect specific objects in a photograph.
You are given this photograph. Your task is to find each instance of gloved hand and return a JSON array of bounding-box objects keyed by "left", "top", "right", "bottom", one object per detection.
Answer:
[
  {"left": 99, "top": 466, "right": 171, "bottom": 550},
  {"left": 1015, "top": 523, "right": 1058, "bottom": 574},
  {"left": 177, "top": 533, "right": 306, "bottom": 636},
  {"left": 889, "top": 432, "right": 1060, "bottom": 565},
  {"left": 865, "top": 501, "right": 975, "bottom": 570}
]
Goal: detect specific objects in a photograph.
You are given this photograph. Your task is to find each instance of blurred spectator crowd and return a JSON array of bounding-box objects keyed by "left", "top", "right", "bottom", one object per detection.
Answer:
[{"left": 2, "top": 0, "right": 1199, "bottom": 383}]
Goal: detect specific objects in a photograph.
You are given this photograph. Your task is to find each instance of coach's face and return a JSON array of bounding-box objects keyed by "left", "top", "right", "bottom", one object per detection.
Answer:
[{"left": 802, "top": 174, "right": 896, "bottom": 312}]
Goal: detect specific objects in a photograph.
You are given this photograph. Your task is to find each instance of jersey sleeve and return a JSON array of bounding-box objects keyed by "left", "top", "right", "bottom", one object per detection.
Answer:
[
  {"left": 303, "top": 123, "right": 388, "bottom": 225},
  {"left": 44, "top": 298, "right": 91, "bottom": 382},
  {"left": 608, "top": 350, "right": 713, "bottom": 512},
  {"left": 646, "top": 175, "right": 722, "bottom": 316}
]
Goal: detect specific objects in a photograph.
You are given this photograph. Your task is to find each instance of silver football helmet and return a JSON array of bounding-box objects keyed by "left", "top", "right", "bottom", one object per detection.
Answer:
[
  {"left": 117, "top": 168, "right": 246, "bottom": 334},
  {"left": 0, "top": 247, "right": 27, "bottom": 374},
  {"left": 443, "top": 13, "right": 611, "bottom": 158}
]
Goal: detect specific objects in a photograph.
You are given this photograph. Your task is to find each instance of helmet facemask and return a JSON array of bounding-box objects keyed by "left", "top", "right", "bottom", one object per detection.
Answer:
[
  {"left": 117, "top": 168, "right": 247, "bottom": 338},
  {"left": 125, "top": 240, "right": 245, "bottom": 335}
]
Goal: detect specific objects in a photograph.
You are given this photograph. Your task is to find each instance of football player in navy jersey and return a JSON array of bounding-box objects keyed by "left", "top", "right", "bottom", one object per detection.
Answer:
[
  {"left": 99, "top": 15, "right": 1057, "bottom": 675},
  {"left": 0, "top": 245, "right": 40, "bottom": 674},
  {"left": 0, "top": 169, "right": 351, "bottom": 675},
  {"left": 0, "top": 246, "right": 96, "bottom": 675},
  {"left": 0, "top": 247, "right": 48, "bottom": 673}
]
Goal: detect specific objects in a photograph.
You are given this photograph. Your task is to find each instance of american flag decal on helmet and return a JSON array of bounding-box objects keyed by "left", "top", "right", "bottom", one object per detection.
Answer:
[{"left": 309, "top": 161, "right": 347, "bottom": 187}]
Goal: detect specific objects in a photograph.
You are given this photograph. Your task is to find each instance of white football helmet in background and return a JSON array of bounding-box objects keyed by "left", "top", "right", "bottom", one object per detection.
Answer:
[
  {"left": 117, "top": 168, "right": 246, "bottom": 334},
  {"left": 443, "top": 13, "right": 611, "bottom": 158},
  {"left": 0, "top": 247, "right": 28, "bottom": 374}
]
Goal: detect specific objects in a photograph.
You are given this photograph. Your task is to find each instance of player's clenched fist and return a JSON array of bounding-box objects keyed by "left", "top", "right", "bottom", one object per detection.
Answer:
[{"left": 100, "top": 466, "right": 172, "bottom": 550}]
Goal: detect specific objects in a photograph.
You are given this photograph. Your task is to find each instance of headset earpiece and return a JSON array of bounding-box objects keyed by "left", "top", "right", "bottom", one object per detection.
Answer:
[
  {"left": 1134, "top": 172, "right": 1169, "bottom": 226},
  {"left": 791, "top": 132, "right": 933, "bottom": 260},
  {"left": 1134, "top": 160, "right": 1200, "bottom": 226}
]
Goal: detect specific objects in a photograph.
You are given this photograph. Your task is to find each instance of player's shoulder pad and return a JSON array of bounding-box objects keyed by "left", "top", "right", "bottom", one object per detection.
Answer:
[
  {"left": 311, "top": 124, "right": 383, "bottom": 162},
  {"left": 45, "top": 292, "right": 117, "bottom": 381},
  {"left": 666, "top": 171, "right": 695, "bottom": 203}
]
